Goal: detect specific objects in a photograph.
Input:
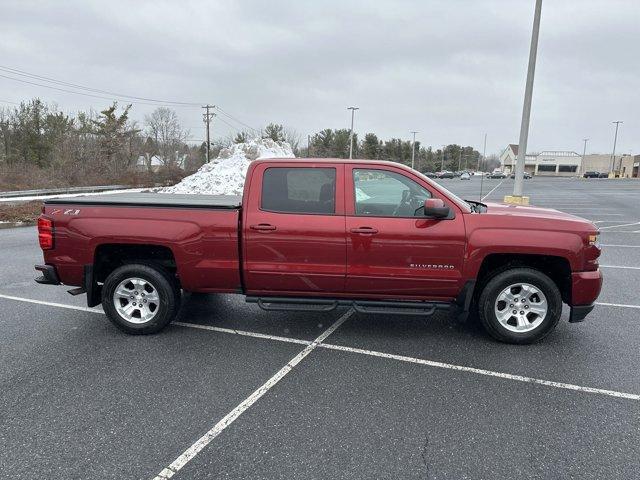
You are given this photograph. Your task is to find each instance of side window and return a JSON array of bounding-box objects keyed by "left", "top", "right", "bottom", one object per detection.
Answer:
[
  {"left": 353, "top": 169, "right": 431, "bottom": 217},
  {"left": 261, "top": 167, "right": 336, "bottom": 214}
]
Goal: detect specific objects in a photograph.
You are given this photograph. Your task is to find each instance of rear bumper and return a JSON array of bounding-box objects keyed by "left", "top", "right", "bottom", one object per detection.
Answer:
[
  {"left": 34, "top": 264, "right": 61, "bottom": 285},
  {"left": 569, "top": 269, "right": 603, "bottom": 323}
]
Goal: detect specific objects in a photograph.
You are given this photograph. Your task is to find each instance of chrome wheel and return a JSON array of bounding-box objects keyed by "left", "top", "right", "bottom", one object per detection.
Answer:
[
  {"left": 113, "top": 277, "right": 160, "bottom": 324},
  {"left": 494, "top": 282, "right": 547, "bottom": 333}
]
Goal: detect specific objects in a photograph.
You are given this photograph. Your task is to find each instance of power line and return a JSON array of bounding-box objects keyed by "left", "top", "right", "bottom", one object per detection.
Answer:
[
  {"left": 0, "top": 72, "right": 201, "bottom": 108},
  {"left": 214, "top": 106, "right": 259, "bottom": 133},
  {"left": 0, "top": 65, "right": 201, "bottom": 106}
]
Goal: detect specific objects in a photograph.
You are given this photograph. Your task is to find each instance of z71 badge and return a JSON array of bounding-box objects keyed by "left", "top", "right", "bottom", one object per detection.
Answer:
[{"left": 51, "top": 208, "right": 81, "bottom": 216}]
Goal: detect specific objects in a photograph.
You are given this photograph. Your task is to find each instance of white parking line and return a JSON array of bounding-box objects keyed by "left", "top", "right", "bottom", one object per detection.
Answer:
[
  {"left": 319, "top": 343, "right": 640, "bottom": 401},
  {"left": 0, "top": 293, "right": 104, "bottom": 314},
  {"left": 2, "top": 292, "right": 640, "bottom": 406},
  {"left": 153, "top": 309, "right": 354, "bottom": 480},
  {"left": 600, "top": 265, "right": 640, "bottom": 270},
  {"left": 173, "top": 321, "right": 311, "bottom": 346},
  {"left": 596, "top": 302, "right": 640, "bottom": 309},
  {"left": 601, "top": 244, "right": 640, "bottom": 248},
  {"left": 481, "top": 180, "right": 504, "bottom": 201},
  {"left": 599, "top": 221, "right": 640, "bottom": 230}
]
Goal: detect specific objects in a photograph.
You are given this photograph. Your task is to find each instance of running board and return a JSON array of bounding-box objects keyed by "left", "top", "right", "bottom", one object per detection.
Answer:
[{"left": 246, "top": 296, "right": 451, "bottom": 316}]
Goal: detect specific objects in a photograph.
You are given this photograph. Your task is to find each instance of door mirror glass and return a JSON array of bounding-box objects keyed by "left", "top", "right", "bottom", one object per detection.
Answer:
[{"left": 423, "top": 198, "right": 450, "bottom": 218}]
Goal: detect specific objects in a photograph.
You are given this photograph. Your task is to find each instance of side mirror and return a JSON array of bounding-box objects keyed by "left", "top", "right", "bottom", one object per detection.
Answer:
[{"left": 424, "top": 198, "right": 450, "bottom": 219}]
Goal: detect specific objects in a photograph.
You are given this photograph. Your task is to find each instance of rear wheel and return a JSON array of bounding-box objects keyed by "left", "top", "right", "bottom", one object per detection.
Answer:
[
  {"left": 102, "top": 263, "right": 180, "bottom": 334},
  {"left": 478, "top": 268, "right": 562, "bottom": 344}
]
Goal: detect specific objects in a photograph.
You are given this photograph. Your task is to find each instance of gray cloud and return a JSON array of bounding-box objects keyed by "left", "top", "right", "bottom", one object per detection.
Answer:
[{"left": 1, "top": 0, "right": 638, "bottom": 155}]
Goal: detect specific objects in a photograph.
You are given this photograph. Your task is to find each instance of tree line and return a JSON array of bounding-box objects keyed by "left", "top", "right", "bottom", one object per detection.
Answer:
[{"left": 0, "top": 98, "right": 497, "bottom": 190}]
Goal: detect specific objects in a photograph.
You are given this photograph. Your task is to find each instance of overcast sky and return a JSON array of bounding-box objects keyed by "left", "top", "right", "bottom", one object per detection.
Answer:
[{"left": 1, "top": 0, "right": 638, "bottom": 156}]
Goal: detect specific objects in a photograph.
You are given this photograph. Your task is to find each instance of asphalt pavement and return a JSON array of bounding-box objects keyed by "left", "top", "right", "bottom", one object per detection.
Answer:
[{"left": 1, "top": 176, "right": 639, "bottom": 480}]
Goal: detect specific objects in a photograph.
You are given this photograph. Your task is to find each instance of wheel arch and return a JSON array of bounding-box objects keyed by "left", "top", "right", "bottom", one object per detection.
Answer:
[{"left": 474, "top": 253, "right": 572, "bottom": 304}]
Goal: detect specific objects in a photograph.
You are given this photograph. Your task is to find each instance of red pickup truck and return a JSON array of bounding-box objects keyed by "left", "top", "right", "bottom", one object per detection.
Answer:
[{"left": 35, "top": 159, "right": 602, "bottom": 344}]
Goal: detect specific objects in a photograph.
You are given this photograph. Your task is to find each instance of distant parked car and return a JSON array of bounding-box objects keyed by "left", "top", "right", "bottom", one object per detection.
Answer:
[
  {"left": 510, "top": 172, "right": 532, "bottom": 179},
  {"left": 488, "top": 171, "right": 507, "bottom": 179},
  {"left": 583, "top": 171, "right": 600, "bottom": 178},
  {"left": 598, "top": 172, "right": 609, "bottom": 178},
  {"left": 460, "top": 172, "right": 471, "bottom": 180},
  {"left": 424, "top": 172, "right": 437, "bottom": 178},
  {"left": 437, "top": 171, "right": 455, "bottom": 179}
]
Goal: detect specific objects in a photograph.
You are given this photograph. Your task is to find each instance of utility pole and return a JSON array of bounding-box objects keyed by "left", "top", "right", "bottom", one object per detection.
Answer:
[
  {"left": 479, "top": 133, "right": 487, "bottom": 201},
  {"left": 202, "top": 105, "right": 216, "bottom": 162},
  {"left": 441, "top": 145, "right": 446, "bottom": 170},
  {"left": 511, "top": 0, "right": 542, "bottom": 204},
  {"left": 347, "top": 106, "right": 359, "bottom": 159},
  {"left": 411, "top": 131, "right": 418, "bottom": 170},
  {"left": 581, "top": 138, "right": 589, "bottom": 175},
  {"left": 457, "top": 149, "right": 462, "bottom": 171},
  {"left": 307, "top": 135, "right": 311, "bottom": 158},
  {"left": 610, "top": 121, "right": 623, "bottom": 175}
]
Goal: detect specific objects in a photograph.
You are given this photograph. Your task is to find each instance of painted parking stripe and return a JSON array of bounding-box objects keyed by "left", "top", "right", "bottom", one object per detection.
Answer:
[
  {"left": 596, "top": 302, "right": 640, "bottom": 309},
  {"left": 2, "top": 293, "right": 640, "bottom": 405},
  {"left": 318, "top": 343, "right": 640, "bottom": 401},
  {"left": 601, "top": 244, "right": 640, "bottom": 248},
  {"left": 0, "top": 293, "right": 104, "bottom": 314},
  {"left": 599, "top": 221, "right": 640, "bottom": 230},
  {"left": 481, "top": 180, "right": 504, "bottom": 200},
  {"left": 153, "top": 309, "right": 354, "bottom": 479},
  {"left": 173, "top": 321, "right": 312, "bottom": 346},
  {"left": 600, "top": 265, "right": 640, "bottom": 270}
]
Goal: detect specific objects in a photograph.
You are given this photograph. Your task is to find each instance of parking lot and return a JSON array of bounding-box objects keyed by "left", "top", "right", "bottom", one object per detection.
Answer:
[{"left": 1, "top": 176, "right": 639, "bottom": 479}]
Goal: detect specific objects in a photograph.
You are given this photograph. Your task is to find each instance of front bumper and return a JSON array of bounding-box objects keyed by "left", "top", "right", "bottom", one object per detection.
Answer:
[
  {"left": 569, "top": 269, "right": 603, "bottom": 323},
  {"left": 34, "top": 264, "right": 61, "bottom": 285},
  {"left": 569, "top": 303, "right": 595, "bottom": 323}
]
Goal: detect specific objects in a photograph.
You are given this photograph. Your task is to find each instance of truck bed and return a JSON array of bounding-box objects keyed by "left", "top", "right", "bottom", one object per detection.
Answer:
[{"left": 44, "top": 192, "right": 242, "bottom": 209}]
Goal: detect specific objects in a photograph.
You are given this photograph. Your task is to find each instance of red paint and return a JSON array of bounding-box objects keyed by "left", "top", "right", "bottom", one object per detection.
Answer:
[{"left": 38, "top": 158, "right": 602, "bottom": 309}]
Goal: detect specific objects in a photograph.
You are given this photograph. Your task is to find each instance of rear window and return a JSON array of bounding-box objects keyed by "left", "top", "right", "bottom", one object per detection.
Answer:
[{"left": 261, "top": 167, "right": 336, "bottom": 214}]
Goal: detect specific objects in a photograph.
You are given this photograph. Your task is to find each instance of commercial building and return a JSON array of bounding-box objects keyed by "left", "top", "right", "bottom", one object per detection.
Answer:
[
  {"left": 581, "top": 154, "right": 637, "bottom": 177},
  {"left": 499, "top": 144, "right": 581, "bottom": 176},
  {"left": 500, "top": 144, "right": 639, "bottom": 177}
]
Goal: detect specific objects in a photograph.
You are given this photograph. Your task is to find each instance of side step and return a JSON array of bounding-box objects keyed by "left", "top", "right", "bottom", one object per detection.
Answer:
[{"left": 246, "top": 296, "right": 451, "bottom": 316}]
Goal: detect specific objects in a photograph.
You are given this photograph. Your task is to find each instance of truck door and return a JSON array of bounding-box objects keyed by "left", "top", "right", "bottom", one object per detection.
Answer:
[
  {"left": 345, "top": 165, "right": 466, "bottom": 299},
  {"left": 243, "top": 162, "right": 346, "bottom": 295}
]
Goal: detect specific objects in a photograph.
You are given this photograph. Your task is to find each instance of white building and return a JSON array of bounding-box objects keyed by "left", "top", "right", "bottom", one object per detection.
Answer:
[{"left": 500, "top": 144, "right": 581, "bottom": 176}]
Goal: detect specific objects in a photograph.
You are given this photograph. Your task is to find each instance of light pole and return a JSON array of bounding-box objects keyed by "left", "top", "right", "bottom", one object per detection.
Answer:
[
  {"left": 610, "top": 121, "right": 623, "bottom": 175},
  {"left": 441, "top": 145, "right": 446, "bottom": 171},
  {"left": 581, "top": 138, "right": 588, "bottom": 175},
  {"left": 411, "top": 131, "right": 418, "bottom": 170},
  {"left": 511, "top": 0, "right": 542, "bottom": 204},
  {"left": 347, "top": 107, "right": 359, "bottom": 159}
]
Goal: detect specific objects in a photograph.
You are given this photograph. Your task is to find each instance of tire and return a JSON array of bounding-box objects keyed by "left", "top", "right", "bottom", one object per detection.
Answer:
[
  {"left": 102, "top": 263, "right": 181, "bottom": 335},
  {"left": 478, "top": 268, "right": 562, "bottom": 344}
]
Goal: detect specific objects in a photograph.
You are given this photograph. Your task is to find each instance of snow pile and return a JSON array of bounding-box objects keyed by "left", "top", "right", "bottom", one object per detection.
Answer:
[{"left": 161, "top": 138, "right": 295, "bottom": 195}]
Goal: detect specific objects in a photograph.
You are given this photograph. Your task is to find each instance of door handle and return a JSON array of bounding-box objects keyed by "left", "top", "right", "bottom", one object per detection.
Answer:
[
  {"left": 250, "top": 224, "right": 277, "bottom": 231},
  {"left": 350, "top": 227, "right": 378, "bottom": 234}
]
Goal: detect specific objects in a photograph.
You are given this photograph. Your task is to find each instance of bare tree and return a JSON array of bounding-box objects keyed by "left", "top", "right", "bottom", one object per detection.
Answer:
[{"left": 144, "top": 107, "right": 189, "bottom": 166}]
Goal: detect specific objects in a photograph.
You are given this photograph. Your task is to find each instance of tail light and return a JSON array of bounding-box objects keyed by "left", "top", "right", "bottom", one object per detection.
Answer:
[{"left": 38, "top": 217, "right": 54, "bottom": 250}]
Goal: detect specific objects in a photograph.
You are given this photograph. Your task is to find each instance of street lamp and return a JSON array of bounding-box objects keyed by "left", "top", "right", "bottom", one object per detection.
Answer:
[
  {"left": 610, "top": 121, "right": 623, "bottom": 175},
  {"left": 580, "top": 138, "right": 588, "bottom": 176},
  {"left": 511, "top": 0, "right": 542, "bottom": 205},
  {"left": 347, "top": 107, "right": 359, "bottom": 159},
  {"left": 411, "top": 131, "right": 418, "bottom": 170},
  {"left": 441, "top": 145, "right": 446, "bottom": 171}
]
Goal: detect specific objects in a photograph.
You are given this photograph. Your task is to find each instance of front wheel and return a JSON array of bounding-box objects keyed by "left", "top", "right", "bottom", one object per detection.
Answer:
[
  {"left": 478, "top": 268, "right": 562, "bottom": 344},
  {"left": 102, "top": 264, "right": 180, "bottom": 334}
]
